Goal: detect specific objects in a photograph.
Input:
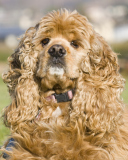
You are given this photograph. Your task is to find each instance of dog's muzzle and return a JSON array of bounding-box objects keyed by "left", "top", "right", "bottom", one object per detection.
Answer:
[{"left": 48, "top": 44, "right": 66, "bottom": 64}]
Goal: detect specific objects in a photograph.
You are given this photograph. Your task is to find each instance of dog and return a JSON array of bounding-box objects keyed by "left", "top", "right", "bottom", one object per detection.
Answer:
[{"left": 1, "top": 9, "right": 128, "bottom": 160}]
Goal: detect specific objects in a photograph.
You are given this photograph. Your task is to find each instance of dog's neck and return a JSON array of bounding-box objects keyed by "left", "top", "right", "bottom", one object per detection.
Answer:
[{"left": 36, "top": 89, "right": 75, "bottom": 121}]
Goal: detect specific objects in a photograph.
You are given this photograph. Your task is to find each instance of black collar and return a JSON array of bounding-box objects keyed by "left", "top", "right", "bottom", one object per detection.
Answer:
[{"left": 52, "top": 89, "right": 75, "bottom": 103}]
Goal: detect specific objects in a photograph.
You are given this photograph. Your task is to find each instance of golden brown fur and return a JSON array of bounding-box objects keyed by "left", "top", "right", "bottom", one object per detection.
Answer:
[{"left": 1, "top": 9, "right": 128, "bottom": 160}]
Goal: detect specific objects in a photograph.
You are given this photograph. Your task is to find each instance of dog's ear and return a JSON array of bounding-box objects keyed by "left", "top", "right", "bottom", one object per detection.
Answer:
[
  {"left": 72, "top": 32, "right": 125, "bottom": 134},
  {"left": 81, "top": 31, "right": 119, "bottom": 76},
  {"left": 2, "top": 26, "right": 40, "bottom": 128}
]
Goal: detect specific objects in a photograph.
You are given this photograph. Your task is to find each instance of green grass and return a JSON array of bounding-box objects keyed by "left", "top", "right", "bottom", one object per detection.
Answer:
[
  {"left": 0, "top": 43, "right": 12, "bottom": 62},
  {"left": 0, "top": 51, "right": 11, "bottom": 62},
  {"left": 111, "top": 41, "right": 128, "bottom": 58},
  {"left": 121, "top": 73, "right": 128, "bottom": 105},
  {"left": 0, "top": 76, "right": 10, "bottom": 145}
]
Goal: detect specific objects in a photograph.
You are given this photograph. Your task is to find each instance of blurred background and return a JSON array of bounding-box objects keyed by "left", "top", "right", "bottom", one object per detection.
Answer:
[{"left": 0, "top": 0, "right": 128, "bottom": 146}]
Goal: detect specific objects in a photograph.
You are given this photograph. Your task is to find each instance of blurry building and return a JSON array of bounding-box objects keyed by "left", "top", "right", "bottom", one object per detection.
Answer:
[{"left": 0, "top": 0, "right": 128, "bottom": 46}]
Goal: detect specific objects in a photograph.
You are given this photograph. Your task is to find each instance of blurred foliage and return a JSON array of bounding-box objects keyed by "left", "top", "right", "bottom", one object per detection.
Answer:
[
  {"left": 0, "top": 43, "right": 12, "bottom": 62},
  {"left": 120, "top": 71, "right": 128, "bottom": 105},
  {"left": 111, "top": 41, "right": 128, "bottom": 58},
  {"left": 0, "top": 76, "right": 10, "bottom": 145},
  {"left": 0, "top": 51, "right": 11, "bottom": 62}
]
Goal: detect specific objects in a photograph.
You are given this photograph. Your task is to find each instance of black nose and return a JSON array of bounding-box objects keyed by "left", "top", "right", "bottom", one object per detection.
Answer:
[{"left": 48, "top": 44, "right": 66, "bottom": 58}]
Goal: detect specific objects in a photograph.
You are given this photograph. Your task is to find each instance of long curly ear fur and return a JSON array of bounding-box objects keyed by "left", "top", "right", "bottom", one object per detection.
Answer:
[
  {"left": 72, "top": 31, "right": 125, "bottom": 134},
  {"left": 2, "top": 27, "right": 40, "bottom": 129}
]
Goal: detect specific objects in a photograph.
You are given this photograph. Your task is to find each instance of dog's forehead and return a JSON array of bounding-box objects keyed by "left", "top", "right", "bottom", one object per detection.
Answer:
[
  {"left": 38, "top": 13, "right": 86, "bottom": 37},
  {"left": 34, "top": 11, "right": 93, "bottom": 45}
]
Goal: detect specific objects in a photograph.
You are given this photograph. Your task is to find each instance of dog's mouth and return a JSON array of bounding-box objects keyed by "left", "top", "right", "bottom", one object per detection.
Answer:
[{"left": 49, "top": 56, "right": 65, "bottom": 66}]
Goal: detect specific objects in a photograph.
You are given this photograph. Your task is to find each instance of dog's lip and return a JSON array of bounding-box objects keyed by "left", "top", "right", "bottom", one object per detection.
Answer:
[
  {"left": 47, "top": 59, "right": 65, "bottom": 69},
  {"left": 52, "top": 57, "right": 63, "bottom": 64},
  {"left": 49, "top": 57, "right": 65, "bottom": 65},
  {"left": 69, "top": 77, "right": 76, "bottom": 80},
  {"left": 49, "top": 63, "right": 64, "bottom": 69}
]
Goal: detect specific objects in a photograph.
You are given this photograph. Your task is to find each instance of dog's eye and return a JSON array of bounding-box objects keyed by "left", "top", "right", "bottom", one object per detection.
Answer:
[
  {"left": 41, "top": 38, "right": 50, "bottom": 46},
  {"left": 71, "top": 40, "right": 79, "bottom": 48}
]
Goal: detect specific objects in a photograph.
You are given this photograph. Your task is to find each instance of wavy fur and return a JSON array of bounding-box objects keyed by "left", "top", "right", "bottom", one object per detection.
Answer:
[{"left": 1, "top": 9, "right": 128, "bottom": 160}]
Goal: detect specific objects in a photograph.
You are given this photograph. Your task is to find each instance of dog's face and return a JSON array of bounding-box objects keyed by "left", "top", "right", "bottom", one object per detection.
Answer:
[{"left": 33, "top": 11, "right": 92, "bottom": 92}]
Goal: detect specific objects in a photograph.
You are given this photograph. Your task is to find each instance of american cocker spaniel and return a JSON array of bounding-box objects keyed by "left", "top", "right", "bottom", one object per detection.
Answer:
[{"left": 1, "top": 9, "right": 128, "bottom": 160}]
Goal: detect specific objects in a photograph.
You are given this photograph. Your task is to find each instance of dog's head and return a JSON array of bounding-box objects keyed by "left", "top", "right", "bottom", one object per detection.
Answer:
[{"left": 6, "top": 9, "right": 119, "bottom": 93}]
